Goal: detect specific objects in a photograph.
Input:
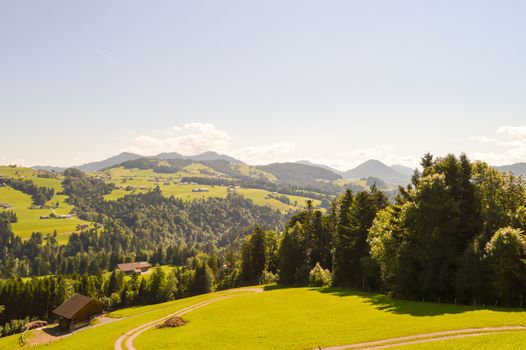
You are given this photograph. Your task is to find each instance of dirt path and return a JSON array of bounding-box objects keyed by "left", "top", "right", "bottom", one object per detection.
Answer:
[
  {"left": 318, "top": 325, "right": 526, "bottom": 350},
  {"left": 27, "top": 315, "right": 125, "bottom": 347},
  {"left": 114, "top": 287, "right": 263, "bottom": 350}
]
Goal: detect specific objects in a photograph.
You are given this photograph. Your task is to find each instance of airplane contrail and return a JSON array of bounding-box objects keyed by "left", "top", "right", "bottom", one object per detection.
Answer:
[{"left": 95, "top": 48, "right": 117, "bottom": 63}]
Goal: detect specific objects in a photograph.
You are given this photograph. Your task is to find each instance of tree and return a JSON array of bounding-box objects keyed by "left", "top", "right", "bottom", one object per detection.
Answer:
[
  {"left": 240, "top": 227, "right": 267, "bottom": 284},
  {"left": 308, "top": 263, "right": 332, "bottom": 287},
  {"left": 484, "top": 227, "right": 526, "bottom": 306},
  {"left": 308, "top": 211, "right": 332, "bottom": 270},
  {"left": 191, "top": 262, "right": 214, "bottom": 295},
  {"left": 278, "top": 223, "right": 306, "bottom": 285},
  {"left": 333, "top": 188, "right": 387, "bottom": 288},
  {"left": 332, "top": 190, "right": 353, "bottom": 286}
]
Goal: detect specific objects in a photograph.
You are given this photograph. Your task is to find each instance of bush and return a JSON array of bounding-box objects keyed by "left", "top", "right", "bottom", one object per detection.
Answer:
[
  {"left": 260, "top": 270, "right": 278, "bottom": 284},
  {"left": 309, "top": 263, "right": 332, "bottom": 287}
]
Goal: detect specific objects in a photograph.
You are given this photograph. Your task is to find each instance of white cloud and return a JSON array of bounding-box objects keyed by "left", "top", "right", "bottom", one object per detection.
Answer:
[
  {"left": 125, "top": 123, "right": 420, "bottom": 169},
  {"left": 233, "top": 142, "right": 296, "bottom": 165},
  {"left": 468, "top": 136, "right": 495, "bottom": 143},
  {"left": 468, "top": 125, "right": 526, "bottom": 165},
  {"left": 7, "top": 158, "right": 27, "bottom": 166},
  {"left": 496, "top": 126, "right": 526, "bottom": 138},
  {"left": 128, "top": 123, "right": 230, "bottom": 156}
]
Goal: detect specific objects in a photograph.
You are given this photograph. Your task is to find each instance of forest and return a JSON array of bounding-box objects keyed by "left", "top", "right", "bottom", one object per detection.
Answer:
[{"left": 1, "top": 153, "right": 526, "bottom": 338}]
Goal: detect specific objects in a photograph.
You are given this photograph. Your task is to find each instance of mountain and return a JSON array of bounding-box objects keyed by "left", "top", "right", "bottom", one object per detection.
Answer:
[
  {"left": 390, "top": 164, "right": 414, "bottom": 176},
  {"left": 33, "top": 152, "right": 144, "bottom": 173},
  {"left": 495, "top": 162, "right": 526, "bottom": 178},
  {"left": 155, "top": 152, "right": 184, "bottom": 160},
  {"left": 32, "top": 151, "right": 243, "bottom": 173},
  {"left": 186, "top": 151, "right": 243, "bottom": 163},
  {"left": 257, "top": 162, "right": 342, "bottom": 184},
  {"left": 344, "top": 159, "right": 410, "bottom": 185},
  {"left": 78, "top": 152, "right": 144, "bottom": 172},
  {"left": 296, "top": 160, "right": 344, "bottom": 176}
]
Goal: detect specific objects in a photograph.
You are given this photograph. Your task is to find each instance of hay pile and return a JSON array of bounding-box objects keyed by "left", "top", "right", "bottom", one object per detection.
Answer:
[{"left": 156, "top": 316, "right": 186, "bottom": 329}]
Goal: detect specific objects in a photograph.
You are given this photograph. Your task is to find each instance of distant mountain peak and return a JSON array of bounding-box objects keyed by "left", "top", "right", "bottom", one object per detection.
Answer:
[
  {"left": 495, "top": 162, "right": 526, "bottom": 178},
  {"left": 296, "top": 160, "right": 343, "bottom": 175},
  {"left": 258, "top": 162, "right": 342, "bottom": 184},
  {"left": 185, "top": 151, "right": 243, "bottom": 164},
  {"left": 344, "top": 159, "right": 410, "bottom": 185},
  {"left": 390, "top": 164, "right": 415, "bottom": 176}
]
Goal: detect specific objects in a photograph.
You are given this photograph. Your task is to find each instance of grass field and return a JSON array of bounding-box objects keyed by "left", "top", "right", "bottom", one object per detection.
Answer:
[
  {"left": 0, "top": 289, "right": 255, "bottom": 350},
  {"left": 103, "top": 265, "right": 175, "bottom": 283},
  {"left": 0, "top": 166, "right": 90, "bottom": 244},
  {"left": 134, "top": 287, "right": 526, "bottom": 350},
  {"left": 103, "top": 166, "right": 320, "bottom": 212},
  {"left": 0, "top": 187, "right": 89, "bottom": 244},
  {"left": 1, "top": 287, "right": 525, "bottom": 350},
  {"left": 399, "top": 330, "right": 526, "bottom": 349}
]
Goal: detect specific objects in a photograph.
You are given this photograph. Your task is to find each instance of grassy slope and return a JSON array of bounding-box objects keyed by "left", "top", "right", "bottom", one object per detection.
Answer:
[
  {"left": 398, "top": 331, "right": 526, "bottom": 349},
  {"left": 1, "top": 287, "right": 525, "bottom": 350},
  {"left": 135, "top": 287, "right": 526, "bottom": 350},
  {"left": 0, "top": 334, "right": 23, "bottom": 350},
  {"left": 0, "top": 289, "right": 254, "bottom": 350},
  {"left": 0, "top": 167, "right": 89, "bottom": 244},
  {"left": 103, "top": 166, "right": 320, "bottom": 212}
]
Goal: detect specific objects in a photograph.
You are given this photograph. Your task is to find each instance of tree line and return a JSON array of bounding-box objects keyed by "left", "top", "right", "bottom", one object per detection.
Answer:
[
  {"left": 1, "top": 178, "right": 54, "bottom": 206},
  {"left": 2, "top": 153, "right": 526, "bottom": 338},
  {"left": 236, "top": 154, "right": 526, "bottom": 307}
]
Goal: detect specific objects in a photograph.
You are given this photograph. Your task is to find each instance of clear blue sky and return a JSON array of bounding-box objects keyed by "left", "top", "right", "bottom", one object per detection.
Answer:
[{"left": 1, "top": 0, "right": 526, "bottom": 168}]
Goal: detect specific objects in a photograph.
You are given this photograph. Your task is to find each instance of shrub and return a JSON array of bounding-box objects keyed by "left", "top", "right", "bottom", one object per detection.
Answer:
[
  {"left": 309, "top": 263, "right": 332, "bottom": 287},
  {"left": 260, "top": 270, "right": 278, "bottom": 284}
]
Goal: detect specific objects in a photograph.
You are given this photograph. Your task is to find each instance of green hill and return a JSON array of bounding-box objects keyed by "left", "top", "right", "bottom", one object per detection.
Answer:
[
  {"left": 3, "top": 286, "right": 525, "bottom": 350},
  {"left": 257, "top": 162, "right": 342, "bottom": 184}
]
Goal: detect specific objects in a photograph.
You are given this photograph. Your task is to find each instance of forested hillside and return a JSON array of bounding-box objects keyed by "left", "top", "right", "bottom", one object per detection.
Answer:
[
  {"left": 1, "top": 153, "right": 526, "bottom": 341},
  {"left": 239, "top": 154, "right": 526, "bottom": 308}
]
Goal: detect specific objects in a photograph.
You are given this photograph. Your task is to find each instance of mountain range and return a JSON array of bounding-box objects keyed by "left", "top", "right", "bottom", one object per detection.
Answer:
[{"left": 32, "top": 151, "right": 526, "bottom": 186}]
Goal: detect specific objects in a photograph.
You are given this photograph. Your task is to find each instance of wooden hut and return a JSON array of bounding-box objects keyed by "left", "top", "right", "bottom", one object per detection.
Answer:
[
  {"left": 117, "top": 261, "right": 152, "bottom": 275},
  {"left": 53, "top": 294, "right": 103, "bottom": 331}
]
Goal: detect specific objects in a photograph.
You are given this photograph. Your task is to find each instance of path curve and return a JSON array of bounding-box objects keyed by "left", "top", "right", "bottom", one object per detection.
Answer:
[
  {"left": 318, "top": 325, "right": 526, "bottom": 350},
  {"left": 114, "top": 287, "right": 262, "bottom": 350}
]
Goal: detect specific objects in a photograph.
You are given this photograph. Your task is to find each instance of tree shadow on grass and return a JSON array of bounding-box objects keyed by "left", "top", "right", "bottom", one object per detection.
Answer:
[
  {"left": 263, "top": 284, "right": 291, "bottom": 292},
  {"left": 317, "top": 287, "right": 526, "bottom": 317}
]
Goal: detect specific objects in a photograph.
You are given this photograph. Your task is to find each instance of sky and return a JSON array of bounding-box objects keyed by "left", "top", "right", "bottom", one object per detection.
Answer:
[{"left": 1, "top": 0, "right": 526, "bottom": 170}]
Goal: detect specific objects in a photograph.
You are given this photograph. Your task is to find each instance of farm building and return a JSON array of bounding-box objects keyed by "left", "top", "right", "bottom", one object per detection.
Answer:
[
  {"left": 58, "top": 214, "right": 74, "bottom": 219},
  {"left": 0, "top": 203, "right": 11, "bottom": 209},
  {"left": 192, "top": 187, "right": 209, "bottom": 193},
  {"left": 53, "top": 294, "right": 103, "bottom": 331},
  {"left": 76, "top": 224, "right": 89, "bottom": 230},
  {"left": 117, "top": 261, "right": 152, "bottom": 275}
]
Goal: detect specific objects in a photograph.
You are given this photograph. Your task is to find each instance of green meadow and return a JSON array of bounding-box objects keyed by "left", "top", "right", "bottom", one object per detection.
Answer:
[
  {"left": 0, "top": 289, "right": 255, "bottom": 350},
  {"left": 2, "top": 287, "right": 524, "bottom": 350},
  {"left": 134, "top": 287, "right": 526, "bottom": 350},
  {"left": 0, "top": 166, "right": 91, "bottom": 244},
  {"left": 398, "top": 331, "right": 526, "bottom": 349},
  {"left": 103, "top": 166, "right": 319, "bottom": 212}
]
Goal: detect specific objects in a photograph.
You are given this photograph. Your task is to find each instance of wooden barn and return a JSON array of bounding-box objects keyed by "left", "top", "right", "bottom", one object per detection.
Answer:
[
  {"left": 53, "top": 294, "right": 103, "bottom": 331},
  {"left": 117, "top": 261, "right": 152, "bottom": 275}
]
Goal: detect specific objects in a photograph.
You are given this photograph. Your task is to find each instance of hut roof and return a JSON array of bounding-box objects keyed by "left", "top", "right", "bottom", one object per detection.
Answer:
[
  {"left": 53, "top": 294, "right": 92, "bottom": 319},
  {"left": 117, "top": 261, "right": 151, "bottom": 273}
]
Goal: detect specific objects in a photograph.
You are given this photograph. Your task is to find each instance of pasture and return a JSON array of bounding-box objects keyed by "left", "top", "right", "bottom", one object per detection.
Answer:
[
  {"left": 399, "top": 331, "right": 526, "bottom": 349},
  {"left": 1, "top": 287, "right": 525, "bottom": 349},
  {"left": 0, "top": 166, "right": 90, "bottom": 244},
  {"left": 134, "top": 287, "right": 526, "bottom": 350},
  {"left": 103, "top": 166, "right": 320, "bottom": 212}
]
